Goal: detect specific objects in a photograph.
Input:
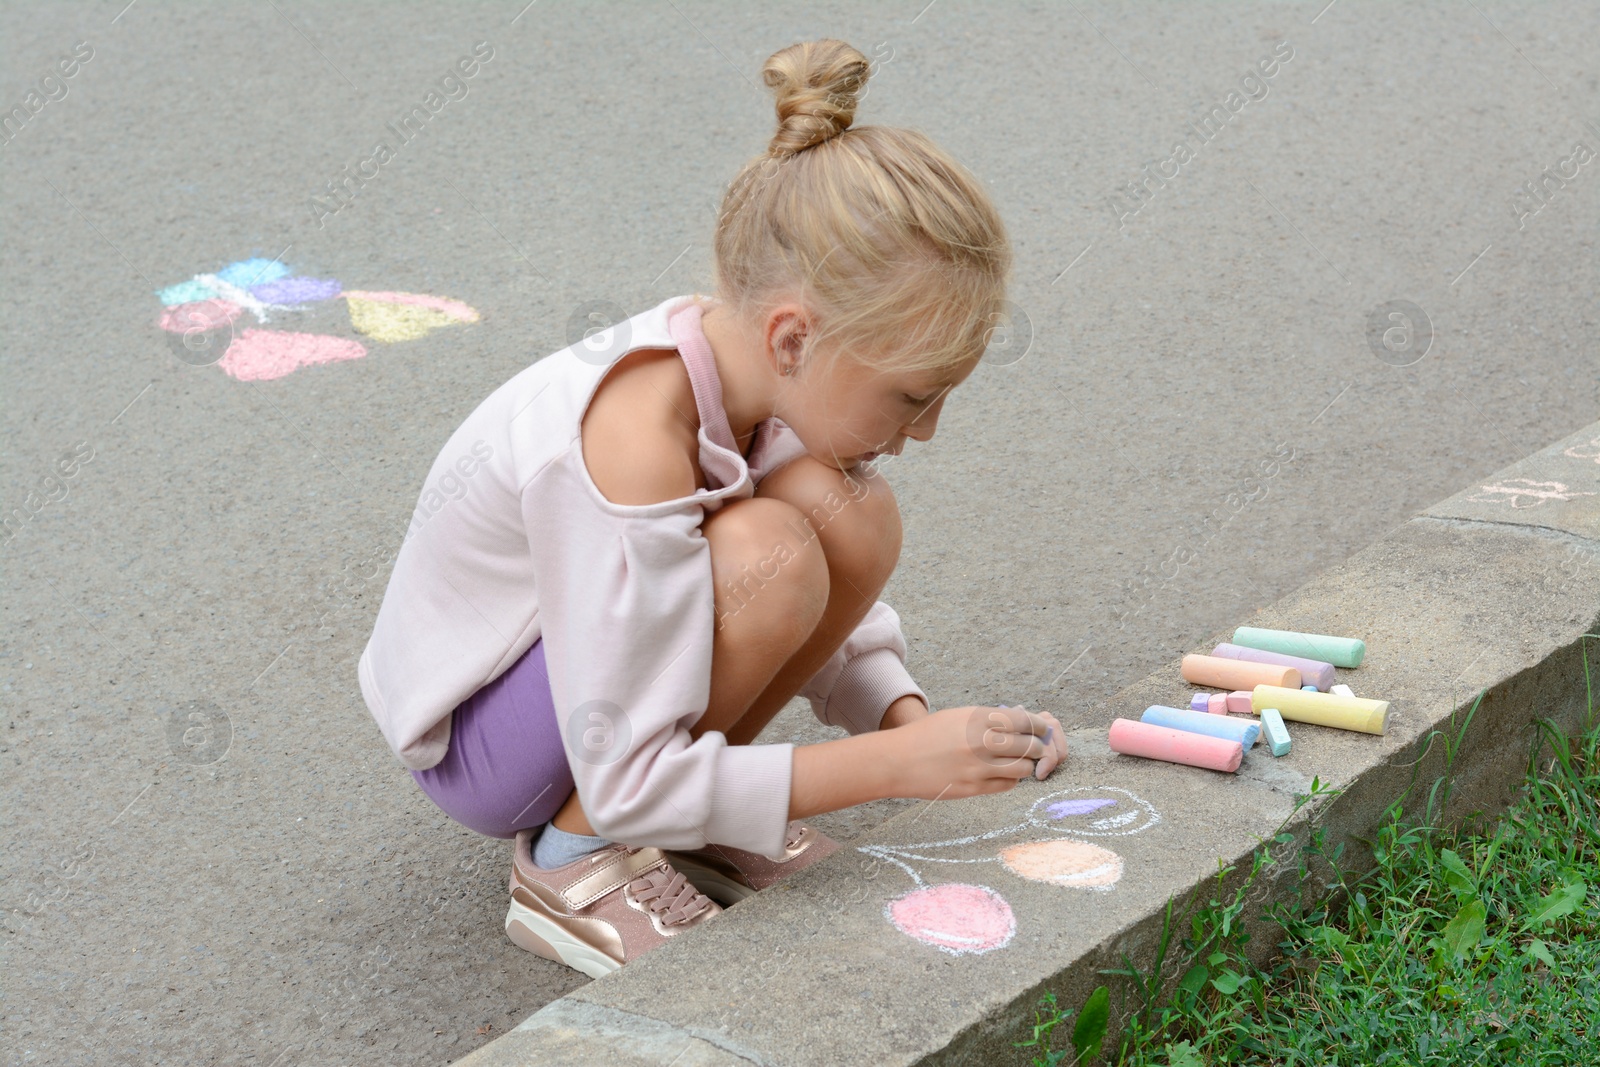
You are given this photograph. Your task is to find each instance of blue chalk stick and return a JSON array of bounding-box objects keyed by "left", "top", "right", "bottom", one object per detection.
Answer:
[
  {"left": 1141, "top": 705, "right": 1260, "bottom": 749},
  {"left": 1301, "top": 684, "right": 1318, "bottom": 692},
  {"left": 1259, "top": 708, "right": 1291, "bottom": 756},
  {"left": 1190, "top": 694, "right": 1211, "bottom": 713}
]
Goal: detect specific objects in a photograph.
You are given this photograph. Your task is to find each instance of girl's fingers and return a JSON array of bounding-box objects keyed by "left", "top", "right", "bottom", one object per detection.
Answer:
[
  {"left": 1036, "top": 713, "right": 1067, "bottom": 779},
  {"left": 985, "top": 732, "right": 1046, "bottom": 765},
  {"left": 989, "top": 707, "right": 1068, "bottom": 780}
]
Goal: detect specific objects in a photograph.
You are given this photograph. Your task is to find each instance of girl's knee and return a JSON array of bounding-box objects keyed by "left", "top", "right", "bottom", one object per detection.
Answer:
[
  {"left": 705, "top": 497, "right": 829, "bottom": 633},
  {"left": 759, "top": 456, "right": 903, "bottom": 566}
]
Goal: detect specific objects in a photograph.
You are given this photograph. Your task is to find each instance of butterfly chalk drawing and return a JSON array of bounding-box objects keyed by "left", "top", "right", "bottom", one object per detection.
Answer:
[
  {"left": 859, "top": 786, "right": 1160, "bottom": 956},
  {"left": 154, "top": 257, "right": 479, "bottom": 381}
]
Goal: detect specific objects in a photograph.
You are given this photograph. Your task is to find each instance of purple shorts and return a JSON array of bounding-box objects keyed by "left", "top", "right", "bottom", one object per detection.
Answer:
[{"left": 409, "top": 637, "right": 573, "bottom": 839}]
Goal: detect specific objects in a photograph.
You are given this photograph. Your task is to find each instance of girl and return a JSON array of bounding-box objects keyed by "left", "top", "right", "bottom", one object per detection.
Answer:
[{"left": 358, "top": 38, "right": 1068, "bottom": 980}]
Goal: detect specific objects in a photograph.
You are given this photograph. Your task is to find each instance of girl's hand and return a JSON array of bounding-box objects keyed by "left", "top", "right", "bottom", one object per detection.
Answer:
[
  {"left": 888, "top": 704, "right": 1068, "bottom": 801},
  {"left": 1028, "top": 708, "right": 1069, "bottom": 780}
]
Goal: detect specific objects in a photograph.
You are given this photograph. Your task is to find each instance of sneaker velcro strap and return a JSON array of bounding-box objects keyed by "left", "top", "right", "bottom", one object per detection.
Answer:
[{"left": 562, "top": 847, "right": 668, "bottom": 910}]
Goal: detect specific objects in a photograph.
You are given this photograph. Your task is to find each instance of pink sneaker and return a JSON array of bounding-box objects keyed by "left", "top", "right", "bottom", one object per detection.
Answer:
[
  {"left": 662, "top": 822, "right": 841, "bottom": 906},
  {"left": 504, "top": 829, "right": 722, "bottom": 979}
]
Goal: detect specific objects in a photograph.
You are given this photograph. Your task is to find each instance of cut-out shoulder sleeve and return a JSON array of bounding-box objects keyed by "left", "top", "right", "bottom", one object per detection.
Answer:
[{"left": 520, "top": 446, "right": 795, "bottom": 859}]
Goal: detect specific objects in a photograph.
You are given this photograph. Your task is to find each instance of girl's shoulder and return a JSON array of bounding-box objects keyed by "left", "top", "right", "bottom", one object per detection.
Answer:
[{"left": 579, "top": 346, "right": 707, "bottom": 505}]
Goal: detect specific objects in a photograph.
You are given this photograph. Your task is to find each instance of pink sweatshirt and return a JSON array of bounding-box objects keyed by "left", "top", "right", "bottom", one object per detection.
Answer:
[{"left": 357, "top": 293, "right": 928, "bottom": 858}]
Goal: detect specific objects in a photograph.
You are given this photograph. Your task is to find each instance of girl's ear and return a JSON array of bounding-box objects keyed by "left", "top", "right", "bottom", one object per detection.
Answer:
[{"left": 766, "top": 306, "right": 810, "bottom": 376}]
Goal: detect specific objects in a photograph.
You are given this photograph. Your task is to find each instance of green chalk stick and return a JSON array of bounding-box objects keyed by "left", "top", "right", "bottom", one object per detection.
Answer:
[
  {"left": 1259, "top": 708, "right": 1292, "bottom": 756},
  {"left": 1232, "top": 626, "right": 1366, "bottom": 668}
]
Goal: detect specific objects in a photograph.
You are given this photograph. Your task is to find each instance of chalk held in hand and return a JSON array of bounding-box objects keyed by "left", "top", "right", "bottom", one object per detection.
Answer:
[
  {"left": 1259, "top": 708, "right": 1292, "bottom": 756},
  {"left": 1180, "top": 654, "right": 1301, "bottom": 692},
  {"left": 1141, "top": 705, "right": 1260, "bottom": 748},
  {"left": 1232, "top": 626, "right": 1366, "bottom": 668},
  {"left": 1109, "top": 718, "right": 1243, "bottom": 774},
  {"left": 1251, "top": 685, "right": 1389, "bottom": 735},
  {"left": 1211, "top": 642, "right": 1337, "bottom": 691}
]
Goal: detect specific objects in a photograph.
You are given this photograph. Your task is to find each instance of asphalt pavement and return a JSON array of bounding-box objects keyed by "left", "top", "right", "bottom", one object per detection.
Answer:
[{"left": 3, "top": 2, "right": 1595, "bottom": 1065}]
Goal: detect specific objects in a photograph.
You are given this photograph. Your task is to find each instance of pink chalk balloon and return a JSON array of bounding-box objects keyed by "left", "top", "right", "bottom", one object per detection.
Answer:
[{"left": 886, "top": 883, "right": 1015, "bottom": 955}]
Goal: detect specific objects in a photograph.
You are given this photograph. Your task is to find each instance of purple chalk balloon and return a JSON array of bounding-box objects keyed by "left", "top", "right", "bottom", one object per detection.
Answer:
[
  {"left": 250, "top": 276, "right": 342, "bottom": 304},
  {"left": 1211, "top": 642, "right": 1336, "bottom": 691},
  {"left": 1047, "top": 798, "right": 1116, "bottom": 818}
]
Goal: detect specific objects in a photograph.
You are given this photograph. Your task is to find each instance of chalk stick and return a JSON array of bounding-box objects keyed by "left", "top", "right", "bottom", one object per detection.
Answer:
[
  {"left": 1141, "top": 705, "right": 1260, "bottom": 748},
  {"left": 1109, "top": 718, "right": 1243, "bottom": 773},
  {"left": 1211, "top": 642, "right": 1337, "bottom": 691},
  {"left": 1207, "top": 693, "right": 1229, "bottom": 716},
  {"left": 1259, "top": 708, "right": 1291, "bottom": 756},
  {"left": 1251, "top": 685, "right": 1389, "bottom": 735},
  {"left": 1226, "top": 691, "right": 1254, "bottom": 715},
  {"left": 1190, "top": 694, "right": 1212, "bottom": 713},
  {"left": 1302, "top": 685, "right": 1318, "bottom": 692},
  {"left": 1180, "top": 654, "right": 1301, "bottom": 692},
  {"left": 1232, "top": 626, "right": 1366, "bottom": 668},
  {"left": 1330, "top": 683, "right": 1354, "bottom": 699}
]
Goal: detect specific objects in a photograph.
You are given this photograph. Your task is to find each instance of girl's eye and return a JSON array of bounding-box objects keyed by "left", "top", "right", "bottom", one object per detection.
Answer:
[{"left": 905, "top": 393, "right": 932, "bottom": 406}]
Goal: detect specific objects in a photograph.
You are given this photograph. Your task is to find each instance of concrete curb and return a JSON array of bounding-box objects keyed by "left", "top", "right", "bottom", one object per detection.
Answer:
[{"left": 454, "top": 421, "right": 1600, "bottom": 1067}]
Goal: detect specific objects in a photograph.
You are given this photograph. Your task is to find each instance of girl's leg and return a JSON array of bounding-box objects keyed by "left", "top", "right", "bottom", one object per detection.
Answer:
[
  {"left": 714, "top": 456, "right": 902, "bottom": 747},
  {"left": 550, "top": 456, "right": 901, "bottom": 835},
  {"left": 410, "top": 637, "right": 571, "bottom": 838}
]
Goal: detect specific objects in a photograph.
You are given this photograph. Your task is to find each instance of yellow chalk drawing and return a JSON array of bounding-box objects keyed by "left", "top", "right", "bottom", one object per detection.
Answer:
[{"left": 343, "top": 290, "right": 480, "bottom": 344}]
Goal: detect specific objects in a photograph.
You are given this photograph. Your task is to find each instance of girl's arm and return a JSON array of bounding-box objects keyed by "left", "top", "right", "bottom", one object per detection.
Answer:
[
  {"left": 788, "top": 702, "right": 1067, "bottom": 821},
  {"left": 878, "top": 692, "right": 930, "bottom": 730}
]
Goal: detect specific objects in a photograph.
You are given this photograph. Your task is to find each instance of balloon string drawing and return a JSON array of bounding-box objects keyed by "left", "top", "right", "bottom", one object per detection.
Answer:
[
  {"left": 859, "top": 786, "right": 1160, "bottom": 956},
  {"left": 154, "top": 257, "right": 479, "bottom": 382}
]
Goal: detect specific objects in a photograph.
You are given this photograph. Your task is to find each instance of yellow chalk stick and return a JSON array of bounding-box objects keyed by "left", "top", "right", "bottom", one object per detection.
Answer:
[{"left": 1250, "top": 685, "right": 1389, "bottom": 736}]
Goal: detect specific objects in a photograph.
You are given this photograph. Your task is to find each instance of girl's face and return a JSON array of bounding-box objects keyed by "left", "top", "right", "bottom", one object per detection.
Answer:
[{"left": 786, "top": 344, "right": 982, "bottom": 471}]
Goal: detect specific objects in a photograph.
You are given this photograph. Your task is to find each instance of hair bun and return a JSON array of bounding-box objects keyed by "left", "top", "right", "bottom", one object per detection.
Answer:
[{"left": 762, "top": 39, "right": 870, "bottom": 157}]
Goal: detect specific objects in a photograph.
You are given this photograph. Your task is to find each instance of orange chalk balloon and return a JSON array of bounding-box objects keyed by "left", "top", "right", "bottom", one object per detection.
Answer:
[{"left": 999, "top": 840, "right": 1125, "bottom": 890}]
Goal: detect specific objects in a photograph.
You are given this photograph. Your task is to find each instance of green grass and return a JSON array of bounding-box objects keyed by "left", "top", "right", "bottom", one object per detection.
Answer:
[{"left": 1017, "top": 649, "right": 1600, "bottom": 1066}]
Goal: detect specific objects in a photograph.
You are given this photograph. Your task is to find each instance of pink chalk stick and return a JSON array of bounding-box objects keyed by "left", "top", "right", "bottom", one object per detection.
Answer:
[
  {"left": 1207, "top": 693, "right": 1228, "bottom": 716},
  {"left": 1181, "top": 654, "right": 1300, "bottom": 692},
  {"left": 1211, "top": 643, "right": 1336, "bottom": 691},
  {"left": 1226, "top": 691, "right": 1254, "bottom": 715},
  {"left": 1109, "top": 718, "right": 1243, "bottom": 774}
]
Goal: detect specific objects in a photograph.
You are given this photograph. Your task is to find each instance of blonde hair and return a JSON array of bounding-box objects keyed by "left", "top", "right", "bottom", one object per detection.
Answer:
[{"left": 713, "top": 38, "right": 1011, "bottom": 382}]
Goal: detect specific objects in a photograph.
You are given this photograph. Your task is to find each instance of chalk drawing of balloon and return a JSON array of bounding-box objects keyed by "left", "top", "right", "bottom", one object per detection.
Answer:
[
  {"left": 998, "top": 840, "right": 1124, "bottom": 891},
  {"left": 1027, "top": 786, "right": 1160, "bottom": 837},
  {"left": 860, "top": 785, "right": 1161, "bottom": 956},
  {"left": 885, "top": 883, "right": 1015, "bottom": 956}
]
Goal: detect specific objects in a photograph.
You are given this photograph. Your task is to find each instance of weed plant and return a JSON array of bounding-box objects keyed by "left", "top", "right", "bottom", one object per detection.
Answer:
[{"left": 1018, "top": 641, "right": 1599, "bottom": 1066}]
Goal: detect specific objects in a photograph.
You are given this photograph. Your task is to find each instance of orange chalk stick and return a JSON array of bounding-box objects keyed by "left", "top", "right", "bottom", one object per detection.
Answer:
[
  {"left": 1109, "top": 717, "right": 1244, "bottom": 774},
  {"left": 1180, "top": 654, "right": 1301, "bottom": 692}
]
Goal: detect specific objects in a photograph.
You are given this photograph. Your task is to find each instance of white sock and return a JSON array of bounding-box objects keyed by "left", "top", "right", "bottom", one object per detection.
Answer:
[{"left": 533, "top": 823, "right": 609, "bottom": 869}]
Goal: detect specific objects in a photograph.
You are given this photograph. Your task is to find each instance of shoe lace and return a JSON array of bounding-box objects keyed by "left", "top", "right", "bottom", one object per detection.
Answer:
[{"left": 629, "top": 864, "right": 713, "bottom": 926}]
